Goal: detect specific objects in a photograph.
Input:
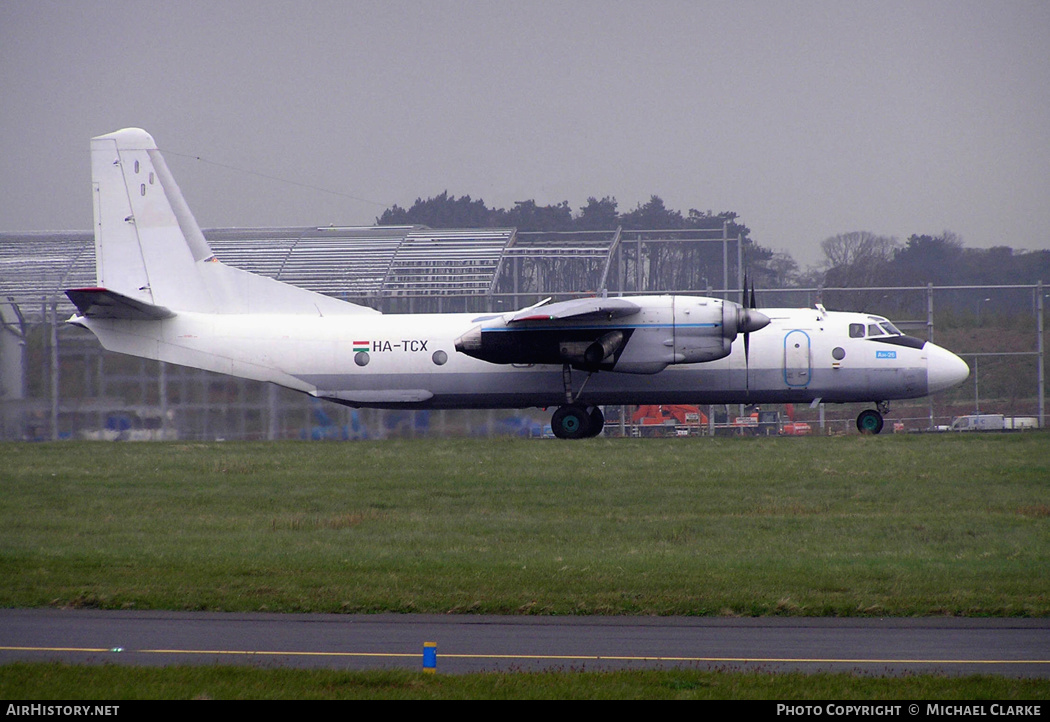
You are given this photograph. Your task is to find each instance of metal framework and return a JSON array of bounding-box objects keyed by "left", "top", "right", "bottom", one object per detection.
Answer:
[
  {"left": 1, "top": 228, "right": 1043, "bottom": 439},
  {"left": 1, "top": 226, "right": 520, "bottom": 314},
  {"left": 0, "top": 224, "right": 741, "bottom": 316}
]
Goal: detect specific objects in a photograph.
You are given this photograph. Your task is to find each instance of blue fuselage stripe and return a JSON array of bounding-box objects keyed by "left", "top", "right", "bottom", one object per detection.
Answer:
[{"left": 483, "top": 323, "right": 720, "bottom": 332}]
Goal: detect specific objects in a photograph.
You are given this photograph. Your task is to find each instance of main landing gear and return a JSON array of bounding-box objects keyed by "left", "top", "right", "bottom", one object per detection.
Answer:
[
  {"left": 856, "top": 401, "right": 889, "bottom": 435},
  {"left": 550, "top": 364, "right": 605, "bottom": 439},
  {"left": 551, "top": 403, "right": 605, "bottom": 439}
]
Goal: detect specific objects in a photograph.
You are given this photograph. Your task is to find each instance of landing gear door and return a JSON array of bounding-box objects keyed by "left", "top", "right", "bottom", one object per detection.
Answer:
[{"left": 784, "top": 330, "right": 811, "bottom": 387}]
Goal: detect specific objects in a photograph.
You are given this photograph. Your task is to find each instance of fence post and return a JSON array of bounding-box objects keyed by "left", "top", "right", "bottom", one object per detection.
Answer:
[
  {"left": 927, "top": 283, "right": 935, "bottom": 429},
  {"left": 49, "top": 298, "right": 59, "bottom": 441},
  {"left": 1038, "top": 280, "right": 1045, "bottom": 429}
]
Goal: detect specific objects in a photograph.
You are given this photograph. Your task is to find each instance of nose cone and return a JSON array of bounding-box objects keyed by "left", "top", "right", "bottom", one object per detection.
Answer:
[
  {"left": 739, "top": 308, "right": 770, "bottom": 334},
  {"left": 727, "top": 302, "right": 770, "bottom": 334},
  {"left": 927, "top": 343, "right": 970, "bottom": 394}
]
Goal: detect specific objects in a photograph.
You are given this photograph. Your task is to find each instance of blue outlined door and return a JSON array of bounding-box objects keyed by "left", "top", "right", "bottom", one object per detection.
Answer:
[{"left": 783, "top": 330, "right": 811, "bottom": 387}]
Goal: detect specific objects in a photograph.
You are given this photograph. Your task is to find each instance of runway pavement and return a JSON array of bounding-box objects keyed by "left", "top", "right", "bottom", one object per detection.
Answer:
[{"left": 2, "top": 610, "right": 1048, "bottom": 677}]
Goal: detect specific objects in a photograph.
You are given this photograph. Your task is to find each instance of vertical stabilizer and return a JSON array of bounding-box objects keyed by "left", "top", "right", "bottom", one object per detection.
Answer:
[
  {"left": 89, "top": 128, "right": 376, "bottom": 316},
  {"left": 91, "top": 128, "right": 216, "bottom": 312}
]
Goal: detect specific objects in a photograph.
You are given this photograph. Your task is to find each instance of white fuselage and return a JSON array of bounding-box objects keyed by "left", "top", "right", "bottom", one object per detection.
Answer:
[
  {"left": 79, "top": 302, "right": 968, "bottom": 410},
  {"left": 69, "top": 129, "right": 972, "bottom": 436}
]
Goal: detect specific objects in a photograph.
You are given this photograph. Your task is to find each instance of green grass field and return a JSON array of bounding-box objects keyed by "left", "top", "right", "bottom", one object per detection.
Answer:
[
  {"left": 3, "top": 663, "right": 1048, "bottom": 700},
  {"left": 2, "top": 434, "right": 1048, "bottom": 615},
  {"left": 2, "top": 434, "right": 1050, "bottom": 612},
  {"left": 2, "top": 434, "right": 1048, "bottom": 699}
]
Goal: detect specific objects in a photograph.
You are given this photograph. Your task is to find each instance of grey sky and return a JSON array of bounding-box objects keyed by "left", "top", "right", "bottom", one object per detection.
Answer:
[{"left": 2, "top": 0, "right": 1048, "bottom": 267}]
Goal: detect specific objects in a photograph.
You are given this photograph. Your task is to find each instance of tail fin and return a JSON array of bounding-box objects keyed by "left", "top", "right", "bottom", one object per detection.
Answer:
[
  {"left": 87, "top": 128, "right": 374, "bottom": 316},
  {"left": 90, "top": 128, "right": 215, "bottom": 312}
]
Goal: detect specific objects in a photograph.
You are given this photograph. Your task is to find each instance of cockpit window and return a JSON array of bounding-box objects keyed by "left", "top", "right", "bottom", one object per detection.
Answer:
[
  {"left": 864, "top": 316, "right": 903, "bottom": 337},
  {"left": 849, "top": 323, "right": 865, "bottom": 338}
]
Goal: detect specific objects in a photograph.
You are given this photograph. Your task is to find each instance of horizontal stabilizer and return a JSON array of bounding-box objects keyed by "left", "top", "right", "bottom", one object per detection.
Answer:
[
  {"left": 510, "top": 297, "right": 640, "bottom": 323},
  {"left": 66, "top": 287, "right": 175, "bottom": 320}
]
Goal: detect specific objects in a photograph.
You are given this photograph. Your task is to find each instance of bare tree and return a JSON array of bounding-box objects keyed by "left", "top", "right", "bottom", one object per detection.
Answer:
[
  {"left": 820, "top": 231, "right": 899, "bottom": 287},
  {"left": 819, "top": 231, "right": 899, "bottom": 311}
]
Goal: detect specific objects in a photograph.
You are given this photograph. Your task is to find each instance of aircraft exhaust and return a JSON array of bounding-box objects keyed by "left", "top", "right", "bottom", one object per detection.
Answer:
[
  {"left": 454, "top": 325, "right": 482, "bottom": 353},
  {"left": 583, "top": 330, "right": 624, "bottom": 366}
]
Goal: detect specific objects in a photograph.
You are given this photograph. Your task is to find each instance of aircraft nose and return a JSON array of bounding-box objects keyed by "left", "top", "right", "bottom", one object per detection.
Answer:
[{"left": 927, "top": 343, "right": 969, "bottom": 394}]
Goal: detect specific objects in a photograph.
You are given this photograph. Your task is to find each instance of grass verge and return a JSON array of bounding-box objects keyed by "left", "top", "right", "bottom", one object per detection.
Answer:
[
  {"left": 2, "top": 663, "right": 1048, "bottom": 700},
  {"left": 1, "top": 434, "right": 1047, "bottom": 616}
]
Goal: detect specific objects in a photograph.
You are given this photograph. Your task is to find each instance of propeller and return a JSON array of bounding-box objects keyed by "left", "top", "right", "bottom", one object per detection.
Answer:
[
  {"left": 744, "top": 275, "right": 752, "bottom": 393},
  {"left": 739, "top": 274, "right": 767, "bottom": 393},
  {"left": 743, "top": 274, "right": 752, "bottom": 366}
]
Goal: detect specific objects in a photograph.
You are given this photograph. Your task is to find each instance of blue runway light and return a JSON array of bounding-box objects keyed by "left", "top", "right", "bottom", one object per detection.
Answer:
[{"left": 423, "top": 641, "right": 437, "bottom": 673}]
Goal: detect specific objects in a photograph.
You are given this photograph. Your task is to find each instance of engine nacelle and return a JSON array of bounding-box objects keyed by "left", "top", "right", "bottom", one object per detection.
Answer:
[
  {"left": 672, "top": 297, "right": 732, "bottom": 363},
  {"left": 454, "top": 295, "right": 768, "bottom": 374}
]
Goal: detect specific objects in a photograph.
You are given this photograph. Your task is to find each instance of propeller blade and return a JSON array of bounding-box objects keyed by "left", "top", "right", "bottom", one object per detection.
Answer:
[
  {"left": 745, "top": 330, "right": 750, "bottom": 393},
  {"left": 741, "top": 271, "right": 759, "bottom": 393},
  {"left": 743, "top": 275, "right": 751, "bottom": 392}
]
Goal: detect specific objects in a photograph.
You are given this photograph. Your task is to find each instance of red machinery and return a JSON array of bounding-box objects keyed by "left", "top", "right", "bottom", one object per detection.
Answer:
[{"left": 631, "top": 405, "right": 708, "bottom": 435}]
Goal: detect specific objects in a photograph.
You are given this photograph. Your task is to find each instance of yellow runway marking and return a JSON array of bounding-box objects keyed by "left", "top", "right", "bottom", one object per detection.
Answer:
[
  {"left": 2, "top": 646, "right": 1047, "bottom": 666},
  {"left": 2, "top": 646, "right": 113, "bottom": 653}
]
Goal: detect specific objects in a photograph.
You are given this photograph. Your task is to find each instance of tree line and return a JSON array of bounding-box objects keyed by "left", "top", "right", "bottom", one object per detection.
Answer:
[
  {"left": 378, "top": 193, "right": 769, "bottom": 297},
  {"left": 377, "top": 192, "right": 1048, "bottom": 314},
  {"left": 378, "top": 193, "right": 749, "bottom": 236},
  {"left": 813, "top": 230, "right": 1050, "bottom": 317}
]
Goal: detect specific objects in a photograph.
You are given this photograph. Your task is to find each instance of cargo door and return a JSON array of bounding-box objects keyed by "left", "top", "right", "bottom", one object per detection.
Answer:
[{"left": 783, "top": 330, "right": 811, "bottom": 387}]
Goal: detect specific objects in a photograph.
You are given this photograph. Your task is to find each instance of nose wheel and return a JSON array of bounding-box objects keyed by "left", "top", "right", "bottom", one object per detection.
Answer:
[
  {"left": 856, "top": 408, "right": 885, "bottom": 435},
  {"left": 551, "top": 404, "right": 605, "bottom": 439}
]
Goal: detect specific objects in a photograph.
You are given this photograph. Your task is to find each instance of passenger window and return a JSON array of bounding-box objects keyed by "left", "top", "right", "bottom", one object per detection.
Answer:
[{"left": 849, "top": 324, "right": 865, "bottom": 338}]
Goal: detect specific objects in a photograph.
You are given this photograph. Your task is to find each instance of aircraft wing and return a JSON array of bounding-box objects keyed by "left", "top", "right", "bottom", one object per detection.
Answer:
[
  {"left": 508, "top": 297, "right": 641, "bottom": 323},
  {"left": 457, "top": 297, "right": 643, "bottom": 369},
  {"left": 66, "top": 287, "right": 175, "bottom": 320}
]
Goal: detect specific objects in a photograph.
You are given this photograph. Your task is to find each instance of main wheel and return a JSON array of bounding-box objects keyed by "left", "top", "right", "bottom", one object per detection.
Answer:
[
  {"left": 586, "top": 406, "right": 605, "bottom": 438},
  {"left": 856, "top": 409, "right": 884, "bottom": 435},
  {"left": 551, "top": 404, "right": 593, "bottom": 440}
]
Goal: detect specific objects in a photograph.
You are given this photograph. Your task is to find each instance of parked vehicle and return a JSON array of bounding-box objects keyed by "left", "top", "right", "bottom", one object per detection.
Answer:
[{"left": 948, "top": 414, "right": 1039, "bottom": 431}]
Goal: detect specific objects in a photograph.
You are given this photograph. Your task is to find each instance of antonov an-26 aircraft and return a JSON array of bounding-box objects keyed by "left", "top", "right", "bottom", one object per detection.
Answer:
[{"left": 67, "top": 129, "right": 970, "bottom": 438}]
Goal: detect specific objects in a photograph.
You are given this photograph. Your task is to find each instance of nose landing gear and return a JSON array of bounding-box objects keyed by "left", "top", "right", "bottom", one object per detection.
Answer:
[{"left": 856, "top": 401, "right": 890, "bottom": 435}]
